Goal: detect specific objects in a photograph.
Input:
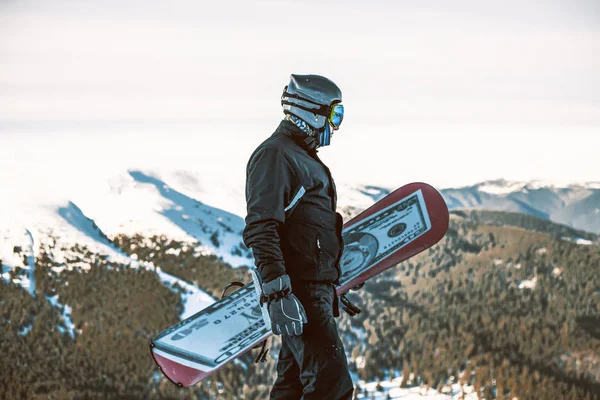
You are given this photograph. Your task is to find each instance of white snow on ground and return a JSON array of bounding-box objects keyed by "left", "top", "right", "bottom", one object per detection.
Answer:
[
  {"left": 475, "top": 178, "right": 573, "bottom": 194},
  {"left": 560, "top": 236, "right": 596, "bottom": 246},
  {"left": 0, "top": 169, "right": 253, "bottom": 268},
  {"left": 165, "top": 248, "right": 182, "bottom": 256},
  {"left": 354, "top": 376, "right": 479, "bottom": 399},
  {"left": 1, "top": 192, "right": 217, "bottom": 333},
  {"left": 477, "top": 180, "right": 528, "bottom": 195},
  {"left": 525, "top": 180, "right": 560, "bottom": 190},
  {"left": 68, "top": 170, "right": 253, "bottom": 268},
  {"left": 46, "top": 294, "right": 76, "bottom": 339},
  {"left": 1, "top": 169, "right": 398, "bottom": 273},
  {"left": 154, "top": 268, "right": 215, "bottom": 319},
  {"left": 18, "top": 324, "right": 33, "bottom": 336},
  {"left": 584, "top": 182, "right": 600, "bottom": 190},
  {"left": 0, "top": 227, "right": 37, "bottom": 296},
  {"left": 518, "top": 277, "right": 537, "bottom": 289},
  {"left": 475, "top": 178, "right": 597, "bottom": 195}
]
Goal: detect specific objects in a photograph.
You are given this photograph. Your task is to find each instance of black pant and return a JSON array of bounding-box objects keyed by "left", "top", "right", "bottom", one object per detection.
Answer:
[{"left": 270, "top": 283, "right": 354, "bottom": 400}]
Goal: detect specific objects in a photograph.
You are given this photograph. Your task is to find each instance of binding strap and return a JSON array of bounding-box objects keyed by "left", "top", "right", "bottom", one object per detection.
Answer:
[
  {"left": 259, "top": 288, "right": 291, "bottom": 306},
  {"left": 339, "top": 293, "right": 361, "bottom": 317}
]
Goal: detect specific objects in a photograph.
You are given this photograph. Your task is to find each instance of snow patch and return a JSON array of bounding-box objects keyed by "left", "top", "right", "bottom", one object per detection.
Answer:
[
  {"left": 493, "top": 259, "right": 503, "bottom": 266},
  {"left": 165, "top": 248, "right": 182, "bottom": 256},
  {"left": 477, "top": 180, "right": 525, "bottom": 195},
  {"left": 575, "top": 238, "right": 593, "bottom": 245},
  {"left": 46, "top": 294, "right": 76, "bottom": 339},
  {"left": 560, "top": 236, "right": 595, "bottom": 246},
  {"left": 0, "top": 227, "right": 37, "bottom": 296},
  {"left": 525, "top": 180, "right": 555, "bottom": 190},
  {"left": 518, "top": 277, "right": 537, "bottom": 289},
  {"left": 354, "top": 375, "right": 479, "bottom": 399},
  {"left": 18, "top": 324, "right": 33, "bottom": 336},
  {"left": 355, "top": 356, "right": 366, "bottom": 369},
  {"left": 552, "top": 267, "right": 562, "bottom": 277},
  {"left": 155, "top": 268, "right": 215, "bottom": 319},
  {"left": 536, "top": 247, "right": 547, "bottom": 255},
  {"left": 51, "top": 266, "right": 66, "bottom": 274},
  {"left": 584, "top": 182, "right": 600, "bottom": 189}
]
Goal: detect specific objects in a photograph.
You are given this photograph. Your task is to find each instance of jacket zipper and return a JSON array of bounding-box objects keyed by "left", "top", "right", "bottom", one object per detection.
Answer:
[
  {"left": 310, "top": 151, "right": 336, "bottom": 211},
  {"left": 333, "top": 215, "right": 343, "bottom": 285},
  {"left": 316, "top": 234, "right": 322, "bottom": 268},
  {"left": 311, "top": 150, "right": 341, "bottom": 283}
]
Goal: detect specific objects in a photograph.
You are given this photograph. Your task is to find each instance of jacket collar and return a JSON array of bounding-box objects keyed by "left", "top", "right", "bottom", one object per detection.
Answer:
[{"left": 275, "top": 119, "right": 319, "bottom": 152}]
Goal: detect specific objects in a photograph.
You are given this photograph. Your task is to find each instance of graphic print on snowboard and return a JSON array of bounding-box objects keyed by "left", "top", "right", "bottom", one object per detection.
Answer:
[
  {"left": 339, "top": 188, "right": 430, "bottom": 283},
  {"left": 150, "top": 182, "right": 449, "bottom": 387}
]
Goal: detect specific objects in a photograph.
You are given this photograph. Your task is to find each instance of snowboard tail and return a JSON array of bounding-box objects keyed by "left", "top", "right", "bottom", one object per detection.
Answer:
[{"left": 150, "top": 182, "right": 449, "bottom": 387}]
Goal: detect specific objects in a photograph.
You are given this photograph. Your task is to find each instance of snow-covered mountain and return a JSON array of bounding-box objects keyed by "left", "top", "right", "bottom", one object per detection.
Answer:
[
  {"left": 2, "top": 173, "right": 598, "bottom": 279},
  {"left": 441, "top": 179, "right": 600, "bottom": 234},
  {"left": 2, "top": 170, "right": 598, "bottom": 398},
  {"left": 3, "top": 171, "right": 597, "bottom": 308},
  {"left": 1, "top": 169, "right": 390, "bottom": 267},
  {"left": 0, "top": 169, "right": 389, "bottom": 318}
]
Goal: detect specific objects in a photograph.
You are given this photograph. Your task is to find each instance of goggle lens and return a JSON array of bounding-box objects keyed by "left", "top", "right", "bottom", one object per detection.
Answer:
[{"left": 329, "top": 103, "right": 344, "bottom": 129}]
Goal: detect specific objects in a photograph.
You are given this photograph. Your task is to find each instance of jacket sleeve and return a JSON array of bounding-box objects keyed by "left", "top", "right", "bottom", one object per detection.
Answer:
[{"left": 243, "top": 147, "right": 296, "bottom": 283}]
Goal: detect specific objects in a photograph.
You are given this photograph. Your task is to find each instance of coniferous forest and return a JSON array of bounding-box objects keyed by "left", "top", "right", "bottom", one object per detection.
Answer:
[{"left": 1, "top": 210, "right": 599, "bottom": 399}]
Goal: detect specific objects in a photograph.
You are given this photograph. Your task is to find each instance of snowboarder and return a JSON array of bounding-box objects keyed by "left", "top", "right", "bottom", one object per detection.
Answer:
[{"left": 243, "top": 74, "right": 353, "bottom": 399}]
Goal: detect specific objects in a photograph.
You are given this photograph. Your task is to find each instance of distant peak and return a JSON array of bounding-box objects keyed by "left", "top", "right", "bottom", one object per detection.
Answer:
[
  {"left": 474, "top": 179, "right": 527, "bottom": 195},
  {"left": 449, "top": 179, "right": 599, "bottom": 194}
]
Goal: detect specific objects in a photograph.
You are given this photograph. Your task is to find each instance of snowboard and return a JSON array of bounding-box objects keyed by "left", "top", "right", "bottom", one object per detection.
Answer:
[{"left": 150, "top": 182, "right": 449, "bottom": 387}]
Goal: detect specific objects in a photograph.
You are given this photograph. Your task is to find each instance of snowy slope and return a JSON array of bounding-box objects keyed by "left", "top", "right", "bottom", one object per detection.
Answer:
[
  {"left": 0, "top": 192, "right": 216, "bottom": 331},
  {"left": 2, "top": 173, "right": 598, "bottom": 284},
  {"left": 0, "top": 168, "right": 395, "bottom": 335},
  {"left": 2, "top": 173, "right": 598, "bottom": 276},
  {"left": 0, "top": 168, "right": 390, "bottom": 271},
  {"left": 1, "top": 228, "right": 37, "bottom": 296}
]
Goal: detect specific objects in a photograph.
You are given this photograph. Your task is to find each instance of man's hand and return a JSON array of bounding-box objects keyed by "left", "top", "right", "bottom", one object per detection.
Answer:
[{"left": 261, "top": 274, "right": 307, "bottom": 336}]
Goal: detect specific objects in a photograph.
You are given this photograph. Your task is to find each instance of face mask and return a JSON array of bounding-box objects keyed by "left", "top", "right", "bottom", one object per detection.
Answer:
[{"left": 318, "top": 123, "right": 333, "bottom": 147}]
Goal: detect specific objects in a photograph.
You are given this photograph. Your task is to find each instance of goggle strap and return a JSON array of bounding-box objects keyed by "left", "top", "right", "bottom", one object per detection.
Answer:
[
  {"left": 281, "top": 100, "right": 330, "bottom": 117},
  {"left": 281, "top": 90, "right": 343, "bottom": 129},
  {"left": 282, "top": 90, "right": 331, "bottom": 108}
]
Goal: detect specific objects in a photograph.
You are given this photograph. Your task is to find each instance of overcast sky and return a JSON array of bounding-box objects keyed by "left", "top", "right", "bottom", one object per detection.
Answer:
[{"left": 1, "top": 0, "right": 599, "bottom": 189}]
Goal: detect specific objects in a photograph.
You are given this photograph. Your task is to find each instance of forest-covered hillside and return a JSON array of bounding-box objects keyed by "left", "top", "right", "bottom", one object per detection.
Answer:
[{"left": 1, "top": 211, "right": 598, "bottom": 399}]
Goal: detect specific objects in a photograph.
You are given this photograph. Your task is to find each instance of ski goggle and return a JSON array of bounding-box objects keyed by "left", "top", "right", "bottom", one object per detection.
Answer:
[
  {"left": 281, "top": 89, "right": 344, "bottom": 130},
  {"left": 328, "top": 103, "right": 344, "bottom": 130}
]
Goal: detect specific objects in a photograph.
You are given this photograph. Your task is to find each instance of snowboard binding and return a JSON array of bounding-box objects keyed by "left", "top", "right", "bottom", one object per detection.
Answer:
[
  {"left": 221, "top": 280, "right": 270, "bottom": 364},
  {"left": 339, "top": 293, "right": 361, "bottom": 316},
  {"left": 336, "top": 282, "right": 363, "bottom": 317}
]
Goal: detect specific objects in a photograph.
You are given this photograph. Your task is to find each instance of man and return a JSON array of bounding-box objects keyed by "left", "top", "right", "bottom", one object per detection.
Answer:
[{"left": 243, "top": 74, "right": 353, "bottom": 399}]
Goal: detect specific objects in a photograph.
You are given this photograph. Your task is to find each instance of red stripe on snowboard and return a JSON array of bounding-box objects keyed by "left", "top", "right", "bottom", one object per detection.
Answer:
[{"left": 151, "top": 351, "right": 209, "bottom": 387}]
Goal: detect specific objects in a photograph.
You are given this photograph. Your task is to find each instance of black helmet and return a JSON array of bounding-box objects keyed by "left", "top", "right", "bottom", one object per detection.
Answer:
[{"left": 281, "top": 74, "right": 343, "bottom": 130}]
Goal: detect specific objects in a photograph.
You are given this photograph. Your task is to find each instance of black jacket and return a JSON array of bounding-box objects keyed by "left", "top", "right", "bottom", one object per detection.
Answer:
[{"left": 243, "top": 120, "right": 343, "bottom": 284}]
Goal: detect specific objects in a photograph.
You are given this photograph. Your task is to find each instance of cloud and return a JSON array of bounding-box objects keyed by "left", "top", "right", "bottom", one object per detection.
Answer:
[{"left": 0, "top": 0, "right": 599, "bottom": 186}]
